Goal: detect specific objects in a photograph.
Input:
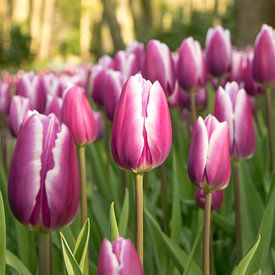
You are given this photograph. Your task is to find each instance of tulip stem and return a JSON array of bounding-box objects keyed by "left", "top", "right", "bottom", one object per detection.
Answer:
[
  {"left": 203, "top": 191, "right": 212, "bottom": 275},
  {"left": 190, "top": 90, "right": 197, "bottom": 125},
  {"left": 39, "top": 232, "right": 51, "bottom": 275},
  {"left": 160, "top": 165, "right": 169, "bottom": 233},
  {"left": 135, "top": 173, "right": 144, "bottom": 265},
  {"left": 264, "top": 86, "right": 274, "bottom": 173},
  {"left": 233, "top": 161, "right": 242, "bottom": 263}
]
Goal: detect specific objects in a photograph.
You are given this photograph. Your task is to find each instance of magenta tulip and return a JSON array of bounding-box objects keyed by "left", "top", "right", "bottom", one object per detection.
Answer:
[
  {"left": 61, "top": 85, "right": 97, "bottom": 145},
  {"left": 196, "top": 188, "right": 223, "bottom": 210},
  {"left": 44, "top": 95, "right": 62, "bottom": 120},
  {"left": 143, "top": 39, "right": 175, "bottom": 96},
  {"left": 94, "top": 111, "right": 104, "bottom": 140},
  {"left": 8, "top": 112, "right": 79, "bottom": 230},
  {"left": 8, "top": 96, "right": 31, "bottom": 137},
  {"left": 214, "top": 82, "right": 255, "bottom": 159},
  {"left": 188, "top": 115, "right": 231, "bottom": 191},
  {"left": 97, "top": 237, "right": 144, "bottom": 275},
  {"left": 0, "top": 80, "right": 11, "bottom": 115},
  {"left": 98, "top": 55, "right": 114, "bottom": 69},
  {"left": 126, "top": 41, "right": 145, "bottom": 70},
  {"left": 111, "top": 74, "right": 172, "bottom": 173},
  {"left": 253, "top": 24, "right": 275, "bottom": 83},
  {"left": 42, "top": 73, "right": 63, "bottom": 97},
  {"left": 230, "top": 50, "right": 245, "bottom": 83},
  {"left": 177, "top": 37, "right": 205, "bottom": 90},
  {"left": 205, "top": 26, "right": 232, "bottom": 77}
]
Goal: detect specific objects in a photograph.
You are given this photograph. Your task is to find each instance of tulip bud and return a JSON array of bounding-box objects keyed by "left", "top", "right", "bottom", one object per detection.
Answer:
[
  {"left": 143, "top": 39, "right": 175, "bottom": 96},
  {"left": 195, "top": 188, "right": 223, "bottom": 210},
  {"left": 214, "top": 82, "right": 255, "bottom": 159},
  {"left": 205, "top": 26, "right": 232, "bottom": 77},
  {"left": 230, "top": 50, "right": 245, "bottom": 83},
  {"left": 61, "top": 85, "right": 97, "bottom": 145},
  {"left": 42, "top": 73, "right": 63, "bottom": 97},
  {"left": 97, "top": 237, "right": 144, "bottom": 275},
  {"left": 8, "top": 96, "right": 30, "bottom": 137},
  {"left": 188, "top": 115, "right": 231, "bottom": 191},
  {"left": 8, "top": 112, "right": 79, "bottom": 230},
  {"left": 177, "top": 37, "right": 206, "bottom": 90},
  {"left": 126, "top": 41, "right": 145, "bottom": 71},
  {"left": 44, "top": 95, "right": 62, "bottom": 120},
  {"left": 94, "top": 111, "right": 104, "bottom": 140},
  {"left": 98, "top": 55, "right": 114, "bottom": 69},
  {"left": 0, "top": 80, "right": 11, "bottom": 115},
  {"left": 111, "top": 74, "right": 172, "bottom": 173},
  {"left": 114, "top": 51, "right": 139, "bottom": 78},
  {"left": 253, "top": 24, "right": 275, "bottom": 83}
]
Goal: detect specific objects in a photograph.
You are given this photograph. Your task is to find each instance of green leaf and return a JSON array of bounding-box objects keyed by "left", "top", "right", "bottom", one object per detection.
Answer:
[
  {"left": 109, "top": 202, "right": 119, "bottom": 241},
  {"left": 145, "top": 209, "right": 201, "bottom": 275},
  {"left": 73, "top": 219, "right": 91, "bottom": 273},
  {"left": 118, "top": 188, "right": 129, "bottom": 237},
  {"left": 0, "top": 191, "right": 6, "bottom": 275},
  {"left": 232, "top": 235, "right": 261, "bottom": 275},
  {"left": 60, "top": 233, "right": 82, "bottom": 275},
  {"left": 5, "top": 250, "right": 32, "bottom": 275}
]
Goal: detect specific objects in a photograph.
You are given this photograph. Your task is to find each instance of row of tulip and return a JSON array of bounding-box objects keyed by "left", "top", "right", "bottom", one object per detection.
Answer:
[{"left": 0, "top": 23, "right": 274, "bottom": 275}]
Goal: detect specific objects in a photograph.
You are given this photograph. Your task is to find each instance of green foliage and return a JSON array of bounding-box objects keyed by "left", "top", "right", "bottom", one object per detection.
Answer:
[{"left": 0, "top": 191, "right": 6, "bottom": 275}]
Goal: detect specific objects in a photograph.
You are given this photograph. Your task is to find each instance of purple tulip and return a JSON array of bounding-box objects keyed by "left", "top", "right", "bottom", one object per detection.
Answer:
[
  {"left": 214, "top": 82, "right": 255, "bottom": 159},
  {"left": 98, "top": 55, "right": 114, "bottom": 69},
  {"left": 8, "top": 112, "right": 79, "bottom": 230},
  {"left": 188, "top": 115, "right": 231, "bottom": 191},
  {"left": 177, "top": 37, "right": 206, "bottom": 90},
  {"left": 111, "top": 74, "right": 172, "bottom": 173},
  {"left": 42, "top": 73, "right": 63, "bottom": 97},
  {"left": 0, "top": 80, "right": 11, "bottom": 115},
  {"left": 230, "top": 50, "right": 245, "bottom": 83},
  {"left": 97, "top": 237, "right": 144, "bottom": 275},
  {"left": 103, "top": 70, "right": 126, "bottom": 121},
  {"left": 61, "top": 85, "right": 97, "bottom": 145},
  {"left": 196, "top": 188, "right": 223, "bottom": 210},
  {"left": 16, "top": 72, "right": 46, "bottom": 112},
  {"left": 94, "top": 111, "right": 104, "bottom": 140},
  {"left": 253, "top": 24, "right": 275, "bottom": 83},
  {"left": 44, "top": 95, "right": 62, "bottom": 120},
  {"left": 114, "top": 51, "right": 139, "bottom": 78},
  {"left": 126, "top": 41, "right": 145, "bottom": 71},
  {"left": 8, "top": 96, "right": 31, "bottom": 137},
  {"left": 205, "top": 26, "right": 232, "bottom": 77},
  {"left": 143, "top": 39, "right": 175, "bottom": 96}
]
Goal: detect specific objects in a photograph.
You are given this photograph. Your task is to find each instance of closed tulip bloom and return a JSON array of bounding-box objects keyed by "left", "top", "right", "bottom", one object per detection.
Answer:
[
  {"left": 97, "top": 237, "right": 144, "bottom": 275},
  {"left": 0, "top": 80, "right": 11, "bottom": 115},
  {"left": 61, "top": 85, "right": 97, "bottom": 145},
  {"left": 205, "top": 26, "right": 232, "bottom": 77},
  {"left": 112, "top": 74, "right": 172, "bottom": 173},
  {"left": 98, "top": 55, "right": 114, "bottom": 69},
  {"left": 230, "top": 50, "right": 245, "bottom": 83},
  {"left": 103, "top": 70, "right": 126, "bottom": 121},
  {"left": 196, "top": 188, "right": 223, "bottom": 210},
  {"left": 177, "top": 37, "right": 205, "bottom": 90},
  {"left": 214, "top": 82, "right": 255, "bottom": 159},
  {"left": 126, "top": 41, "right": 145, "bottom": 71},
  {"left": 94, "top": 111, "right": 104, "bottom": 140},
  {"left": 253, "top": 24, "right": 275, "bottom": 83},
  {"left": 16, "top": 72, "right": 46, "bottom": 112},
  {"left": 188, "top": 115, "right": 231, "bottom": 191},
  {"left": 44, "top": 95, "right": 62, "bottom": 120},
  {"left": 143, "top": 39, "right": 175, "bottom": 96},
  {"left": 8, "top": 112, "right": 79, "bottom": 230},
  {"left": 114, "top": 51, "right": 139, "bottom": 78},
  {"left": 8, "top": 96, "right": 30, "bottom": 137},
  {"left": 42, "top": 73, "right": 63, "bottom": 97}
]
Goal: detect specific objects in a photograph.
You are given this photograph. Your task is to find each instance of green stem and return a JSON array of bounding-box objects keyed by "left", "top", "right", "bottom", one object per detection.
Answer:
[
  {"left": 39, "top": 232, "right": 51, "bottom": 275},
  {"left": 203, "top": 192, "right": 212, "bottom": 275},
  {"left": 233, "top": 161, "right": 242, "bottom": 263},
  {"left": 160, "top": 165, "right": 169, "bottom": 234},
  {"left": 264, "top": 86, "right": 274, "bottom": 173},
  {"left": 190, "top": 90, "right": 197, "bottom": 125},
  {"left": 135, "top": 174, "right": 144, "bottom": 265}
]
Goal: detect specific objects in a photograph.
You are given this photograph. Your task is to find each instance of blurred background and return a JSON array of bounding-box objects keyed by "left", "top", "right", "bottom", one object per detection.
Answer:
[{"left": 0, "top": 0, "right": 275, "bottom": 70}]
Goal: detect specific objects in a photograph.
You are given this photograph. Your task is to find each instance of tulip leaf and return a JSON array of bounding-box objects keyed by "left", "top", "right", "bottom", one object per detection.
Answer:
[
  {"left": 73, "top": 219, "right": 91, "bottom": 273},
  {"left": 109, "top": 202, "right": 120, "bottom": 241},
  {"left": 0, "top": 191, "right": 6, "bottom": 275},
  {"left": 232, "top": 235, "right": 261, "bottom": 275},
  {"left": 60, "top": 233, "right": 82, "bottom": 275},
  {"left": 5, "top": 250, "right": 32, "bottom": 275},
  {"left": 145, "top": 209, "right": 202, "bottom": 275},
  {"left": 118, "top": 188, "right": 129, "bottom": 237}
]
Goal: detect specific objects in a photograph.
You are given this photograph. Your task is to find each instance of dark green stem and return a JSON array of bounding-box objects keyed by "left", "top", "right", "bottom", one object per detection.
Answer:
[
  {"left": 160, "top": 165, "right": 169, "bottom": 234},
  {"left": 39, "top": 232, "right": 51, "bottom": 275},
  {"left": 190, "top": 90, "right": 197, "bottom": 125}
]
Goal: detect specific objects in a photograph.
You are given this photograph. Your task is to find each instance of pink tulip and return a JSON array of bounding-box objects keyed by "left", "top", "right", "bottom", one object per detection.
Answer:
[
  {"left": 0, "top": 80, "right": 11, "bottom": 115},
  {"left": 44, "top": 95, "right": 63, "bottom": 120},
  {"left": 114, "top": 51, "right": 139, "bottom": 78}
]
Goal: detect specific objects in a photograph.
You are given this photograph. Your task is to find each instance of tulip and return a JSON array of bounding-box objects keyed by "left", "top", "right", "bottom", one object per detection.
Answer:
[
  {"left": 61, "top": 85, "right": 97, "bottom": 146},
  {"left": 253, "top": 24, "right": 275, "bottom": 83},
  {"left": 188, "top": 115, "right": 230, "bottom": 191},
  {"left": 8, "top": 111, "right": 79, "bottom": 230},
  {"left": 44, "top": 95, "right": 62, "bottom": 120},
  {"left": 177, "top": 37, "right": 206, "bottom": 90},
  {"left": 0, "top": 80, "right": 11, "bottom": 115},
  {"left": 214, "top": 82, "right": 255, "bottom": 159},
  {"left": 143, "top": 39, "right": 175, "bottom": 96},
  {"left": 196, "top": 188, "right": 223, "bottom": 210},
  {"left": 230, "top": 50, "right": 245, "bottom": 83},
  {"left": 205, "top": 26, "right": 232, "bottom": 78},
  {"left": 97, "top": 237, "right": 144, "bottom": 275},
  {"left": 94, "top": 111, "right": 104, "bottom": 140},
  {"left": 8, "top": 96, "right": 31, "bottom": 137},
  {"left": 42, "top": 73, "right": 63, "bottom": 97},
  {"left": 98, "top": 55, "right": 114, "bottom": 69},
  {"left": 114, "top": 51, "right": 139, "bottom": 78},
  {"left": 126, "top": 41, "right": 145, "bottom": 71}
]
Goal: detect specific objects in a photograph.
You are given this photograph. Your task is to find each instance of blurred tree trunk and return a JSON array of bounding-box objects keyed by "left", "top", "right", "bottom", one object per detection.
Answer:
[
  {"left": 0, "top": 0, "right": 12, "bottom": 51},
  {"left": 30, "top": 0, "right": 43, "bottom": 53},
  {"left": 80, "top": 0, "right": 92, "bottom": 61},
  {"left": 12, "top": 0, "right": 30, "bottom": 26},
  {"left": 38, "top": 0, "right": 56, "bottom": 60},
  {"left": 101, "top": 0, "right": 124, "bottom": 52},
  {"left": 236, "top": 0, "right": 275, "bottom": 47}
]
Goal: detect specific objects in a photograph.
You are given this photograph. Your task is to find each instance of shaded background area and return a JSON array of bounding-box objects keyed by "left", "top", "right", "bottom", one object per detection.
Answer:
[{"left": 0, "top": 0, "right": 275, "bottom": 70}]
